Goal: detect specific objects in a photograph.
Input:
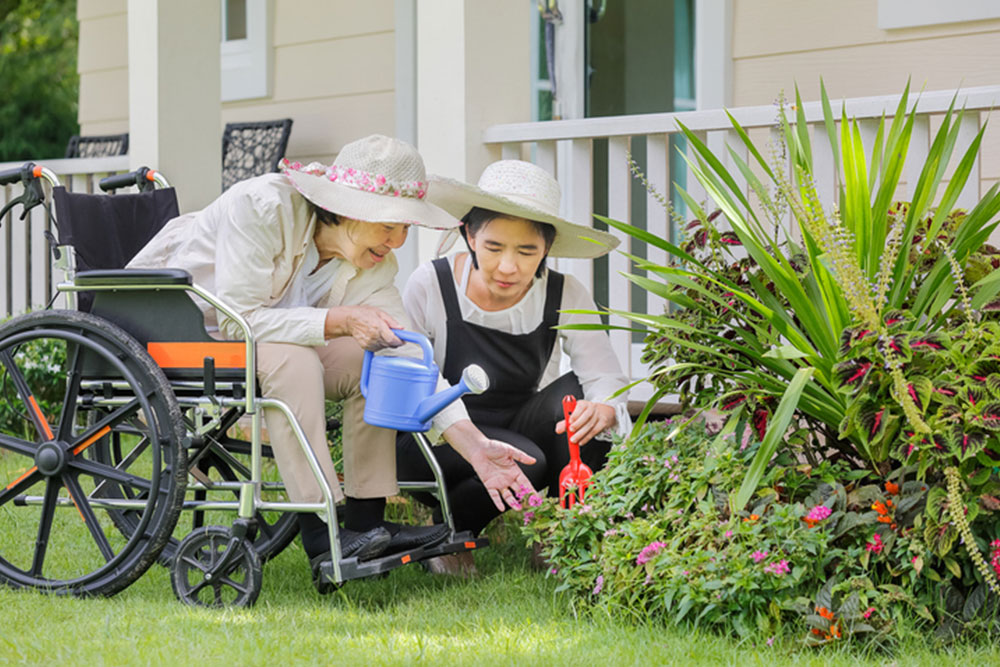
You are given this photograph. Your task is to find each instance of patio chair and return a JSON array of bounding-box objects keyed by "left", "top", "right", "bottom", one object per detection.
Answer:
[
  {"left": 221, "top": 118, "right": 293, "bottom": 191},
  {"left": 64, "top": 133, "right": 130, "bottom": 158}
]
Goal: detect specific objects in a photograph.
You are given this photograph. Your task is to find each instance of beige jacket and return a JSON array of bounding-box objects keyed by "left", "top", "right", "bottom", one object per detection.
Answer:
[
  {"left": 128, "top": 173, "right": 407, "bottom": 346},
  {"left": 127, "top": 173, "right": 467, "bottom": 433}
]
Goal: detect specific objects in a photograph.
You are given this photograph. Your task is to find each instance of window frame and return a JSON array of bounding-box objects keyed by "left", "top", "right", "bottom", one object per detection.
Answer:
[{"left": 220, "top": 0, "right": 272, "bottom": 102}]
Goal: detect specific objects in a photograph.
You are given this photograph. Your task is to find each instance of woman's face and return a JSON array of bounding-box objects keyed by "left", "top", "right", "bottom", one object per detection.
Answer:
[
  {"left": 466, "top": 216, "right": 549, "bottom": 308},
  {"left": 316, "top": 217, "right": 409, "bottom": 270}
]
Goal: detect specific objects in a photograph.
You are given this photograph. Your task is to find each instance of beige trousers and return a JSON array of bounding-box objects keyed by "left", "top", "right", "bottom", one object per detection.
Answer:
[{"left": 256, "top": 338, "right": 398, "bottom": 504}]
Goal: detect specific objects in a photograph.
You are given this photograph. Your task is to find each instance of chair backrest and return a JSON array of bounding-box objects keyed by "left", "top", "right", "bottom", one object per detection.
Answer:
[
  {"left": 64, "top": 133, "right": 130, "bottom": 158},
  {"left": 52, "top": 185, "right": 179, "bottom": 311},
  {"left": 221, "top": 118, "right": 293, "bottom": 191}
]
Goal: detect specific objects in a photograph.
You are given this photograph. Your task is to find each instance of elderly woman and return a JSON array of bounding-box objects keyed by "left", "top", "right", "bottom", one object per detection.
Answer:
[
  {"left": 128, "top": 136, "right": 536, "bottom": 587},
  {"left": 397, "top": 160, "right": 631, "bottom": 570}
]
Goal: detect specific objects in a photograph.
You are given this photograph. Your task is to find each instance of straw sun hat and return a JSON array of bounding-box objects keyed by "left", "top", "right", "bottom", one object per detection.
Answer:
[
  {"left": 280, "top": 134, "right": 460, "bottom": 229},
  {"left": 429, "top": 159, "right": 619, "bottom": 259}
]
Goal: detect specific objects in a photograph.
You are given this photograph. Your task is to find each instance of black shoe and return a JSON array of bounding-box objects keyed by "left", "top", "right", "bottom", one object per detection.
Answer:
[{"left": 382, "top": 521, "right": 450, "bottom": 553}]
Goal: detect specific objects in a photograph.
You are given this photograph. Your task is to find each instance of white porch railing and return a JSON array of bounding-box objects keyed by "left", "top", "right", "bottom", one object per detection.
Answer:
[
  {"left": 483, "top": 86, "right": 1000, "bottom": 402},
  {"left": 0, "top": 156, "right": 130, "bottom": 318}
]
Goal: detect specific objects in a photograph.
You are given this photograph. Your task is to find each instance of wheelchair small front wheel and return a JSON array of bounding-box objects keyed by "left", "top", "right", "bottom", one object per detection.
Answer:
[{"left": 171, "top": 525, "right": 262, "bottom": 607}]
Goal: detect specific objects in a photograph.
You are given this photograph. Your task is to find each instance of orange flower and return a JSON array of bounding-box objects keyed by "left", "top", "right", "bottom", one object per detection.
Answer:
[
  {"left": 803, "top": 517, "right": 818, "bottom": 528},
  {"left": 830, "top": 623, "right": 841, "bottom": 639},
  {"left": 885, "top": 480, "right": 900, "bottom": 495},
  {"left": 816, "top": 606, "right": 835, "bottom": 620},
  {"left": 811, "top": 628, "right": 823, "bottom": 636},
  {"left": 887, "top": 498, "right": 894, "bottom": 509},
  {"left": 877, "top": 515, "right": 894, "bottom": 524},
  {"left": 743, "top": 514, "right": 760, "bottom": 523},
  {"left": 871, "top": 500, "right": 888, "bottom": 515}
]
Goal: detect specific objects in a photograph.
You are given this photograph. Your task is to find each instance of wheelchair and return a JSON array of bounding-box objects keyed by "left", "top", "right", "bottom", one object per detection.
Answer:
[{"left": 0, "top": 163, "right": 487, "bottom": 607}]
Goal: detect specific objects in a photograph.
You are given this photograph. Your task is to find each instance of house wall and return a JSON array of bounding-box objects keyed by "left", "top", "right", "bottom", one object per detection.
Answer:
[
  {"left": 731, "top": 0, "right": 1000, "bottom": 193},
  {"left": 76, "top": 0, "right": 397, "bottom": 163}
]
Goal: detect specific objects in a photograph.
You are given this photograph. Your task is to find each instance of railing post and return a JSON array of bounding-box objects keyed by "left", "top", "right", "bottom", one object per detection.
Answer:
[
  {"left": 607, "top": 135, "right": 632, "bottom": 378},
  {"left": 906, "top": 115, "right": 931, "bottom": 202},
  {"left": 956, "top": 112, "right": 982, "bottom": 209},
  {"left": 556, "top": 138, "right": 594, "bottom": 290},
  {"left": 644, "top": 133, "right": 670, "bottom": 322}
]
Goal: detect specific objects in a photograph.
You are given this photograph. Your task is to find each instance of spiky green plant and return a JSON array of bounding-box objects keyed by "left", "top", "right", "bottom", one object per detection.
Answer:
[{"left": 570, "top": 81, "right": 1000, "bottom": 511}]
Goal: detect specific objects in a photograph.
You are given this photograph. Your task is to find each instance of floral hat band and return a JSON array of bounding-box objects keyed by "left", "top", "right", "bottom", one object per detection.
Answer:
[{"left": 280, "top": 158, "right": 427, "bottom": 200}]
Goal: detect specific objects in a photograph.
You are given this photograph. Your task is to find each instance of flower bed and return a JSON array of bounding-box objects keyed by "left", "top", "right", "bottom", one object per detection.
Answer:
[{"left": 533, "top": 84, "right": 1000, "bottom": 648}]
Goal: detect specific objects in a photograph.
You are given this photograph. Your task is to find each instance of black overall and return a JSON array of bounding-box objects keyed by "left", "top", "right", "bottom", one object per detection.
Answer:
[{"left": 395, "top": 258, "right": 611, "bottom": 535}]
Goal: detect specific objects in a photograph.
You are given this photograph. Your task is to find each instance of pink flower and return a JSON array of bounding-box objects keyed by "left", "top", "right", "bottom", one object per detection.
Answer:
[
  {"left": 636, "top": 541, "right": 667, "bottom": 565},
  {"left": 751, "top": 550, "right": 769, "bottom": 563},
  {"left": 991, "top": 539, "right": 1000, "bottom": 578},
  {"left": 592, "top": 575, "right": 604, "bottom": 595},
  {"left": 527, "top": 493, "right": 543, "bottom": 508},
  {"left": 724, "top": 530, "right": 733, "bottom": 539},
  {"left": 763, "top": 559, "right": 790, "bottom": 576},
  {"left": 766, "top": 636, "right": 774, "bottom": 647},
  {"left": 911, "top": 555, "right": 919, "bottom": 564},
  {"left": 550, "top": 567, "right": 558, "bottom": 575},
  {"left": 866, "top": 534, "right": 883, "bottom": 554},
  {"left": 862, "top": 607, "right": 876, "bottom": 619},
  {"left": 807, "top": 505, "right": 832, "bottom": 520}
]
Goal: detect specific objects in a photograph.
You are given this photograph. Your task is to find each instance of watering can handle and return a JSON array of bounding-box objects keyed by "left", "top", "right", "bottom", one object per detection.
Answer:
[
  {"left": 393, "top": 329, "right": 434, "bottom": 366},
  {"left": 359, "top": 329, "right": 434, "bottom": 399}
]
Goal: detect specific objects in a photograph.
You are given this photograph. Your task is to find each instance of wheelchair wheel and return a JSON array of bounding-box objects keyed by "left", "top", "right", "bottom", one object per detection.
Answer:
[
  {"left": 0, "top": 310, "right": 186, "bottom": 596},
  {"left": 171, "top": 525, "right": 262, "bottom": 608}
]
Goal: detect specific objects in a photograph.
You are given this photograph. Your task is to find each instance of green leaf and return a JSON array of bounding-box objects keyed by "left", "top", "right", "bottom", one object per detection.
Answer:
[
  {"left": 732, "top": 368, "right": 814, "bottom": 511},
  {"left": 763, "top": 345, "right": 811, "bottom": 360}
]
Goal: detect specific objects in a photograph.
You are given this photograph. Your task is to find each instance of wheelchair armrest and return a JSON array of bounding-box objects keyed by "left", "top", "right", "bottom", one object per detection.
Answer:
[{"left": 75, "top": 268, "right": 193, "bottom": 286}]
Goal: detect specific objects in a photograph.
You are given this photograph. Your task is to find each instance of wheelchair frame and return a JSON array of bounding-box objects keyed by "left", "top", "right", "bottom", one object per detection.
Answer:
[{"left": 0, "top": 163, "right": 484, "bottom": 606}]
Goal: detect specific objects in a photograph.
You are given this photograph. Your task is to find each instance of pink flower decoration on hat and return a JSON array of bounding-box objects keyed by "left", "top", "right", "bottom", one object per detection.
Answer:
[{"left": 280, "top": 158, "right": 427, "bottom": 200}]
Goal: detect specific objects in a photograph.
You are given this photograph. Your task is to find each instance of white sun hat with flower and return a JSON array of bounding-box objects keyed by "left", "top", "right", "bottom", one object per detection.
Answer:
[
  {"left": 428, "top": 159, "right": 619, "bottom": 258},
  {"left": 280, "top": 134, "right": 460, "bottom": 229}
]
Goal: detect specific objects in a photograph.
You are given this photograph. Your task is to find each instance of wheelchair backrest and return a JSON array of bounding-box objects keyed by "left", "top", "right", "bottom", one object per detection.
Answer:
[{"left": 53, "top": 185, "right": 179, "bottom": 312}]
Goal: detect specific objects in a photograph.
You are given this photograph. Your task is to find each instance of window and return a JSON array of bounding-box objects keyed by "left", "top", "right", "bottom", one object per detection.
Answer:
[{"left": 220, "top": 0, "right": 271, "bottom": 101}]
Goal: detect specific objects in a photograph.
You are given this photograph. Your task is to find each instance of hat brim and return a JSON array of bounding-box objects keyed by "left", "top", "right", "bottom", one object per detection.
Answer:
[
  {"left": 428, "top": 176, "right": 619, "bottom": 259},
  {"left": 284, "top": 171, "right": 460, "bottom": 229}
]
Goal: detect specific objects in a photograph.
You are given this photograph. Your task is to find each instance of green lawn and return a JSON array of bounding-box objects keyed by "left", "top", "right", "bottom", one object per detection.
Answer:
[{"left": 1, "top": 524, "right": 999, "bottom": 666}]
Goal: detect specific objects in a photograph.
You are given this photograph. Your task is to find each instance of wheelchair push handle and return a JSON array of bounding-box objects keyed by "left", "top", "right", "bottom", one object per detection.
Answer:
[
  {"left": 0, "top": 162, "right": 61, "bottom": 223},
  {"left": 99, "top": 167, "right": 171, "bottom": 193},
  {"left": 0, "top": 162, "right": 60, "bottom": 188}
]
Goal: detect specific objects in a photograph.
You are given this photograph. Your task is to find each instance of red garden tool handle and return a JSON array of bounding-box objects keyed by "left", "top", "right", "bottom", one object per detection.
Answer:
[{"left": 562, "top": 394, "right": 581, "bottom": 465}]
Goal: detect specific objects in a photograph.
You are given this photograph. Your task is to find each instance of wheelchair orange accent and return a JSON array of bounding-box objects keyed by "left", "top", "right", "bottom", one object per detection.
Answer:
[
  {"left": 464, "top": 541, "right": 476, "bottom": 549},
  {"left": 401, "top": 554, "right": 411, "bottom": 564},
  {"left": 147, "top": 342, "right": 246, "bottom": 369},
  {"left": 32, "top": 165, "right": 43, "bottom": 178},
  {"left": 73, "top": 426, "right": 111, "bottom": 456},
  {"left": 6, "top": 466, "right": 36, "bottom": 491},
  {"left": 28, "top": 395, "right": 54, "bottom": 440}
]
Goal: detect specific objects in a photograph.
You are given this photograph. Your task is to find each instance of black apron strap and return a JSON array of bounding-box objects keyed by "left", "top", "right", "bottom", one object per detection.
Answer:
[
  {"left": 542, "top": 269, "right": 564, "bottom": 329},
  {"left": 432, "top": 257, "right": 462, "bottom": 321}
]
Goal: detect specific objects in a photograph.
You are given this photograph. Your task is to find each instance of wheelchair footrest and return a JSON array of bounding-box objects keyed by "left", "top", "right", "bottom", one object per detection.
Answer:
[{"left": 317, "top": 531, "right": 489, "bottom": 584}]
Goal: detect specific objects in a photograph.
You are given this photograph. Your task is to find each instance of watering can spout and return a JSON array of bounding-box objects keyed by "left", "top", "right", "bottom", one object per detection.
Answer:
[{"left": 414, "top": 364, "right": 490, "bottom": 424}]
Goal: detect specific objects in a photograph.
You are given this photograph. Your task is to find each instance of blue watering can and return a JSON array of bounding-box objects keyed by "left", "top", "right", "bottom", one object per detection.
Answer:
[{"left": 360, "top": 330, "right": 489, "bottom": 432}]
